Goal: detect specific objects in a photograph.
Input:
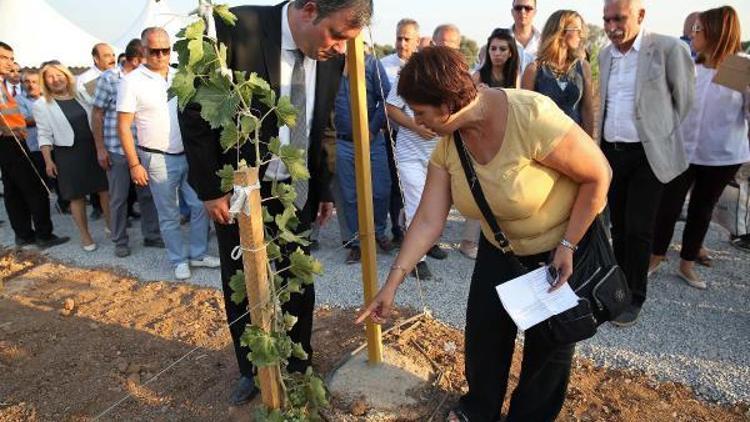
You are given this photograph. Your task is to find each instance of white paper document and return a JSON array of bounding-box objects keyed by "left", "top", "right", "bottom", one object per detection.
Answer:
[{"left": 495, "top": 266, "right": 579, "bottom": 331}]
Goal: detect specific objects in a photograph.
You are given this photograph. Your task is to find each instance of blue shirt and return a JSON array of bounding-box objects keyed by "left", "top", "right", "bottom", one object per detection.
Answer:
[
  {"left": 16, "top": 94, "right": 39, "bottom": 152},
  {"left": 334, "top": 54, "right": 390, "bottom": 140},
  {"left": 92, "top": 67, "right": 136, "bottom": 155}
]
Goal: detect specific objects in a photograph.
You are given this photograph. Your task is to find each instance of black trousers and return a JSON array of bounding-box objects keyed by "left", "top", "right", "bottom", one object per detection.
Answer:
[
  {"left": 216, "top": 181, "right": 315, "bottom": 377},
  {"left": 460, "top": 235, "right": 575, "bottom": 422},
  {"left": 602, "top": 142, "right": 665, "bottom": 307},
  {"left": 653, "top": 164, "right": 740, "bottom": 261},
  {"left": 0, "top": 138, "right": 53, "bottom": 241},
  {"left": 384, "top": 129, "right": 403, "bottom": 238}
]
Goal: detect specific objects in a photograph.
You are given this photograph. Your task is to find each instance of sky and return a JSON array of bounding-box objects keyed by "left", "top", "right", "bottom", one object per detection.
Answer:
[{"left": 54, "top": 0, "right": 750, "bottom": 49}]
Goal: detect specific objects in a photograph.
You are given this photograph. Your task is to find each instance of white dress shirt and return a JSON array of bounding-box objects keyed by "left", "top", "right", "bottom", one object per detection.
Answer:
[
  {"left": 603, "top": 29, "right": 644, "bottom": 144},
  {"left": 513, "top": 25, "right": 541, "bottom": 63},
  {"left": 681, "top": 63, "right": 750, "bottom": 166},
  {"left": 265, "top": 2, "right": 317, "bottom": 181},
  {"left": 380, "top": 53, "right": 404, "bottom": 87},
  {"left": 116, "top": 65, "right": 184, "bottom": 154}
]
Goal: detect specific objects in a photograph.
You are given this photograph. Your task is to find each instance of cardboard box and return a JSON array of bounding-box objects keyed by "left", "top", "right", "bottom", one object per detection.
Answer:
[{"left": 713, "top": 53, "right": 750, "bottom": 92}]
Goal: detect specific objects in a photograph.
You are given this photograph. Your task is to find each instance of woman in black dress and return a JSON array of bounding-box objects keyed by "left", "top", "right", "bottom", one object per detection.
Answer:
[{"left": 35, "top": 64, "right": 109, "bottom": 251}]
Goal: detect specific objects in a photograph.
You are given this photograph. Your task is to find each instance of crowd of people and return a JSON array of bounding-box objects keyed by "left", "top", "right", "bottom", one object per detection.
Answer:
[{"left": 0, "top": 0, "right": 749, "bottom": 419}]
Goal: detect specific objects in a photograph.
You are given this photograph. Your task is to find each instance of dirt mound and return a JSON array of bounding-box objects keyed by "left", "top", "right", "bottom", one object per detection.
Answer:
[{"left": 0, "top": 249, "right": 747, "bottom": 421}]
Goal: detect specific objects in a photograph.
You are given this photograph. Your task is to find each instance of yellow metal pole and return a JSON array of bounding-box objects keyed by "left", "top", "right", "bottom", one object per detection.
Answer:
[{"left": 346, "top": 35, "right": 383, "bottom": 365}]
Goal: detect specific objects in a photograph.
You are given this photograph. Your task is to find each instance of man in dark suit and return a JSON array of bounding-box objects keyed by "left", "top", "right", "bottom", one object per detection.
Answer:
[{"left": 178, "top": 0, "right": 373, "bottom": 405}]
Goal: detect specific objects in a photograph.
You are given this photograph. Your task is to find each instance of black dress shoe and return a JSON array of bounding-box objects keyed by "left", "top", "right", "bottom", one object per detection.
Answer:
[
  {"left": 15, "top": 236, "right": 36, "bottom": 247},
  {"left": 229, "top": 375, "right": 259, "bottom": 406},
  {"left": 427, "top": 244, "right": 448, "bottom": 260},
  {"left": 611, "top": 304, "right": 641, "bottom": 328},
  {"left": 410, "top": 261, "right": 433, "bottom": 280},
  {"left": 36, "top": 234, "right": 70, "bottom": 249},
  {"left": 143, "top": 238, "right": 166, "bottom": 248}
]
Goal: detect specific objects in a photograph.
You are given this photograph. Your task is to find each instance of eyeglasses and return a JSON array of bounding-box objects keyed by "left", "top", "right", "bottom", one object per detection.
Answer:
[
  {"left": 603, "top": 15, "right": 627, "bottom": 24},
  {"left": 691, "top": 23, "right": 704, "bottom": 33},
  {"left": 148, "top": 48, "right": 171, "bottom": 57},
  {"left": 513, "top": 5, "right": 535, "bottom": 12},
  {"left": 564, "top": 27, "right": 582, "bottom": 34}
]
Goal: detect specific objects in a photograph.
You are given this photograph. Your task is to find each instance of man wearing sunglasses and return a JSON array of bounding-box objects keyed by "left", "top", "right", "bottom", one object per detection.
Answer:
[
  {"left": 510, "top": 0, "right": 540, "bottom": 72},
  {"left": 117, "top": 28, "right": 219, "bottom": 282},
  {"left": 598, "top": 0, "right": 694, "bottom": 327}
]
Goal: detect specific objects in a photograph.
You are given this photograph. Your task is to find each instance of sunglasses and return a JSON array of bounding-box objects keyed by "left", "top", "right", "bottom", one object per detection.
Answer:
[
  {"left": 691, "top": 23, "right": 704, "bottom": 33},
  {"left": 513, "top": 5, "right": 534, "bottom": 12},
  {"left": 564, "top": 27, "right": 582, "bottom": 33},
  {"left": 148, "top": 48, "right": 171, "bottom": 57},
  {"left": 603, "top": 15, "right": 628, "bottom": 24}
]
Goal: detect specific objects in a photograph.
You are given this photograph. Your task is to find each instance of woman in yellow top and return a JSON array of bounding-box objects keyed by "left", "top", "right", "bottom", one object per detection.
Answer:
[{"left": 357, "top": 47, "right": 611, "bottom": 422}]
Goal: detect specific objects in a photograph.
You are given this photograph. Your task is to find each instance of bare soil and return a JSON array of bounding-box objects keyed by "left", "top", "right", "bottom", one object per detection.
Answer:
[{"left": 0, "top": 249, "right": 747, "bottom": 421}]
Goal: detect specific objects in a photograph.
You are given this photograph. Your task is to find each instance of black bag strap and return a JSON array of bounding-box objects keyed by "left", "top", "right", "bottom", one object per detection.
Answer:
[{"left": 453, "top": 129, "right": 516, "bottom": 257}]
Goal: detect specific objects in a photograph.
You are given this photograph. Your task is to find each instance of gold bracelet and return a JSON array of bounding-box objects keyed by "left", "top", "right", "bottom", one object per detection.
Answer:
[{"left": 389, "top": 264, "right": 409, "bottom": 277}]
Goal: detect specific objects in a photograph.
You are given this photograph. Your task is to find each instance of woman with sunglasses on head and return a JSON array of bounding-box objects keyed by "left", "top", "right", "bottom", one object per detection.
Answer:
[
  {"left": 650, "top": 6, "right": 749, "bottom": 289},
  {"left": 357, "top": 47, "right": 611, "bottom": 422},
  {"left": 472, "top": 29, "right": 520, "bottom": 89},
  {"left": 521, "top": 10, "right": 595, "bottom": 138}
]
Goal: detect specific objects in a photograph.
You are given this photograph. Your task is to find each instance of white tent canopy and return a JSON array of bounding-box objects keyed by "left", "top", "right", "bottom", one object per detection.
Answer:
[
  {"left": 0, "top": 0, "right": 103, "bottom": 68},
  {"left": 114, "top": 0, "right": 196, "bottom": 51}
]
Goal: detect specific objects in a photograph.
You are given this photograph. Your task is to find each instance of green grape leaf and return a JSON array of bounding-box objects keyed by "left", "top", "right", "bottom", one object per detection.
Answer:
[
  {"left": 216, "top": 164, "right": 235, "bottom": 193},
  {"left": 194, "top": 72, "right": 239, "bottom": 129},
  {"left": 248, "top": 72, "right": 273, "bottom": 96},
  {"left": 267, "top": 137, "right": 281, "bottom": 155},
  {"left": 228, "top": 270, "right": 246, "bottom": 305},
  {"left": 278, "top": 289, "right": 291, "bottom": 304},
  {"left": 185, "top": 18, "right": 206, "bottom": 40},
  {"left": 271, "top": 183, "right": 297, "bottom": 209},
  {"left": 306, "top": 374, "right": 329, "bottom": 407},
  {"left": 275, "top": 205, "right": 299, "bottom": 232},
  {"left": 188, "top": 39, "right": 204, "bottom": 67},
  {"left": 285, "top": 277, "right": 303, "bottom": 294},
  {"left": 279, "top": 145, "right": 310, "bottom": 182},
  {"left": 272, "top": 331, "right": 293, "bottom": 360},
  {"left": 266, "top": 240, "right": 281, "bottom": 260},
  {"left": 194, "top": 41, "right": 218, "bottom": 75},
  {"left": 291, "top": 342, "right": 308, "bottom": 360},
  {"left": 275, "top": 95, "right": 297, "bottom": 127},
  {"left": 262, "top": 206, "right": 273, "bottom": 223},
  {"left": 240, "top": 115, "right": 257, "bottom": 136},
  {"left": 213, "top": 4, "right": 238, "bottom": 26},
  {"left": 241, "top": 327, "right": 281, "bottom": 367},
  {"left": 174, "top": 39, "right": 190, "bottom": 68},
  {"left": 253, "top": 407, "right": 286, "bottom": 422},
  {"left": 289, "top": 248, "right": 323, "bottom": 284},
  {"left": 169, "top": 69, "right": 196, "bottom": 111},
  {"left": 219, "top": 123, "right": 240, "bottom": 153},
  {"left": 283, "top": 312, "right": 299, "bottom": 331}
]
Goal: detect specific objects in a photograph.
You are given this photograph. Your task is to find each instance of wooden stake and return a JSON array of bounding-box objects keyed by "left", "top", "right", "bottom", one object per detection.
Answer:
[
  {"left": 234, "top": 167, "right": 284, "bottom": 408},
  {"left": 346, "top": 35, "right": 383, "bottom": 365}
]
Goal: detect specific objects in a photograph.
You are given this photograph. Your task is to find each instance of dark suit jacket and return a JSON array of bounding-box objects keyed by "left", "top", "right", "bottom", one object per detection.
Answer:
[{"left": 178, "top": 1, "right": 342, "bottom": 214}]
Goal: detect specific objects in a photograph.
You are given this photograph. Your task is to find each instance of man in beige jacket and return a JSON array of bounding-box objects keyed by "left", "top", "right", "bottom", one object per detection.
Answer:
[{"left": 598, "top": 0, "right": 694, "bottom": 327}]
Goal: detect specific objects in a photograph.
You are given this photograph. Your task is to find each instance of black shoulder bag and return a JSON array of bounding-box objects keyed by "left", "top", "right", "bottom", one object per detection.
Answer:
[{"left": 453, "top": 130, "right": 631, "bottom": 345}]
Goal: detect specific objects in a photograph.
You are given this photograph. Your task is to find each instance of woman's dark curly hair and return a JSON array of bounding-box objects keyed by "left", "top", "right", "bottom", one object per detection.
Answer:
[{"left": 397, "top": 46, "right": 477, "bottom": 113}]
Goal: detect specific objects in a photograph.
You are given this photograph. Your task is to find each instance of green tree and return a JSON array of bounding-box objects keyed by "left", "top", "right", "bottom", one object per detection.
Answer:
[
  {"left": 586, "top": 24, "right": 608, "bottom": 85},
  {"left": 373, "top": 43, "right": 395, "bottom": 58},
  {"left": 460, "top": 36, "right": 479, "bottom": 68}
]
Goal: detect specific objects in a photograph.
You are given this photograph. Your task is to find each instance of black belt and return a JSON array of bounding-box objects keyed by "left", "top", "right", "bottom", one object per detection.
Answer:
[
  {"left": 602, "top": 140, "right": 643, "bottom": 151},
  {"left": 137, "top": 145, "right": 184, "bottom": 156}
]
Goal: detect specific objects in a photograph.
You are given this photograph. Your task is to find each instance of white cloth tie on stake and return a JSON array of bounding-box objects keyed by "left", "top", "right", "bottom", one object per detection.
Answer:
[
  {"left": 229, "top": 182, "right": 261, "bottom": 222},
  {"left": 198, "top": 0, "right": 218, "bottom": 40}
]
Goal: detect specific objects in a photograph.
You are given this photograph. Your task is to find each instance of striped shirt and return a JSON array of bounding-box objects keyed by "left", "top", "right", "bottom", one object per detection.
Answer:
[
  {"left": 385, "top": 75, "right": 439, "bottom": 164},
  {"left": 92, "top": 67, "right": 135, "bottom": 155},
  {"left": 0, "top": 82, "right": 26, "bottom": 137}
]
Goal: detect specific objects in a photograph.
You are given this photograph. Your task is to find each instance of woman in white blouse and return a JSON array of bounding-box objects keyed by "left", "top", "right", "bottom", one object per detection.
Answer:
[
  {"left": 650, "top": 6, "right": 749, "bottom": 289},
  {"left": 34, "top": 64, "right": 110, "bottom": 251}
]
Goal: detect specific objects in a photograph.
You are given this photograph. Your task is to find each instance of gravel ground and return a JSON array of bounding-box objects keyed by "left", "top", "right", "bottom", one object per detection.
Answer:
[{"left": 1, "top": 202, "right": 748, "bottom": 404}]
